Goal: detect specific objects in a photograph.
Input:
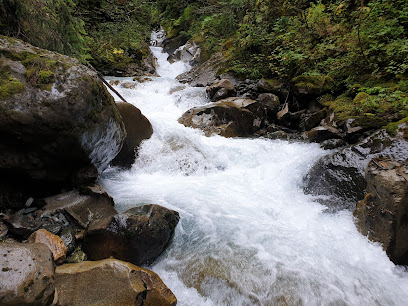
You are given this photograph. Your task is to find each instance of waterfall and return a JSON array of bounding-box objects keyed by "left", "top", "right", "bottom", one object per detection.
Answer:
[{"left": 100, "top": 32, "right": 408, "bottom": 306}]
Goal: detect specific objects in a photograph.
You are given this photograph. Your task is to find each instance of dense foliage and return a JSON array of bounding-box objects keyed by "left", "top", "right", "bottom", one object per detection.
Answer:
[{"left": 0, "top": 0, "right": 407, "bottom": 124}]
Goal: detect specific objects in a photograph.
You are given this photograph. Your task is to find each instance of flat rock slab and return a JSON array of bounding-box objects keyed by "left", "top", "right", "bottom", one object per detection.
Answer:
[
  {"left": 55, "top": 258, "right": 177, "bottom": 306},
  {"left": 0, "top": 242, "right": 55, "bottom": 305}
]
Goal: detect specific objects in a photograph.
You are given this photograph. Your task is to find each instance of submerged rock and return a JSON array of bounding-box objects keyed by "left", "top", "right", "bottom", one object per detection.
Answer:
[
  {"left": 83, "top": 204, "right": 179, "bottom": 266},
  {"left": 0, "top": 242, "right": 55, "bottom": 305},
  {"left": 0, "top": 36, "right": 126, "bottom": 211},
  {"left": 178, "top": 97, "right": 260, "bottom": 137},
  {"left": 55, "top": 258, "right": 177, "bottom": 306},
  {"left": 111, "top": 102, "right": 153, "bottom": 168},
  {"left": 28, "top": 228, "right": 67, "bottom": 264},
  {"left": 354, "top": 157, "right": 408, "bottom": 265}
]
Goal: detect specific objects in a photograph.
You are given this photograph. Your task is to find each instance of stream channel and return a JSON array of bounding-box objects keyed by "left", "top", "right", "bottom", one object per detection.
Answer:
[{"left": 100, "top": 33, "right": 408, "bottom": 305}]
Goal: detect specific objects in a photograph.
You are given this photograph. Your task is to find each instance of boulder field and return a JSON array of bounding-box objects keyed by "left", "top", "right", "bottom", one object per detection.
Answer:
[{"left": 0, "top": 37, "right": 178, "bottom": 305}]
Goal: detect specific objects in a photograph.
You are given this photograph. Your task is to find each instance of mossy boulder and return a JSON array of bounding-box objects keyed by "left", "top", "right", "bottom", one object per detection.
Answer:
[
  {"left": 0, "top": 36, "right": 126, "bottom": 211},
  {"left": 292, "top": 75, "right": 334, "bottom": 96}
]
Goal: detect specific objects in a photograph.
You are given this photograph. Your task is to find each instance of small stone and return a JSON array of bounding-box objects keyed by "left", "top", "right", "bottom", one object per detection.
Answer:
[
  {"left": 28, "top": 229, "right": 67, "bottom": 264},
  {"left": 67, "top": 251, "right": 87, "bottom": 263}
]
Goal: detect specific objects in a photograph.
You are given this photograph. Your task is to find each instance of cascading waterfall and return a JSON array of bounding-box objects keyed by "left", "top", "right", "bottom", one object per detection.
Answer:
[{"left": 100, "top": 32, "right": 408, "bottom": 305}]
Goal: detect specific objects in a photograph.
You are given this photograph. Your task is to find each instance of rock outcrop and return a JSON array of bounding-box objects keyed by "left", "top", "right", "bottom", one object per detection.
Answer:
[
  {"left": 0, "top": 242, "right": 55, "bottom": 305},
  {"left": 111, "top": 102, "right": 153, "bottom": 168},
  {"left": 354, "top": 157, "right": 408, "bottom": 265},
  {"left": 55, "top": 259, "right": 177, "bottom": 306},
  {"left": 0, "top": 36, "right": 126, "bottom": 211},
  {"left": 83, "top": 204, "right": 179, "bottom": 266}
]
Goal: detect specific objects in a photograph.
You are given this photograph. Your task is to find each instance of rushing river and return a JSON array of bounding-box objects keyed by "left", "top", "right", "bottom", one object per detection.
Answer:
[{"left": 100, "top": 34, "right": 408, "bottom": 305}]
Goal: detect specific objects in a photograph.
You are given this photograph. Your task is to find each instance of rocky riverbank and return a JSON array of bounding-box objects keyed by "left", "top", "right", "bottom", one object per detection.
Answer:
[{"left": 0, "top": 36, "right": 178, "bottom": 305}]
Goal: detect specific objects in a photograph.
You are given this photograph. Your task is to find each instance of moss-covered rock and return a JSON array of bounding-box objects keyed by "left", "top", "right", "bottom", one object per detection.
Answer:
[
  {"left": 292, "top": 75, "right": 334, "bottom": 96},
  {"left": 0, "top": 36, "right": 126, "bottom": 211}
]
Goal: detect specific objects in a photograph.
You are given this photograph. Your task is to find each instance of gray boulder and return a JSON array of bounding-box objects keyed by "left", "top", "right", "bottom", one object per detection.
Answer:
[{"left": 0, "top": 36, "right": 125, "bottom": 211}]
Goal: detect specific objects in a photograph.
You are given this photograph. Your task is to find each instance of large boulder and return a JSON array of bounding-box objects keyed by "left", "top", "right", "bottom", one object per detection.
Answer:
[
  {"left": 354, "top": 157, "right": 408, "bottom": 265},
  {"left": 178, "top": 97, "right": 261, "bottom": 137},
  {"left": 55, "top": 259, "right": 177, "bottom": 306},
  {"left": 111, "top": 102, "right": 153, "bottom": 168},
  {"left": 303, "top": 128, "right": 408, "bottom": 211},
  {"left": 83, "top": 204, "right": 179, "bottom": 266},
  {"left": 0, "top": 36, "right": 126, "bottom": 211},
  {"left": 0, "top": 242, "right": 55, "bottom": 305}
]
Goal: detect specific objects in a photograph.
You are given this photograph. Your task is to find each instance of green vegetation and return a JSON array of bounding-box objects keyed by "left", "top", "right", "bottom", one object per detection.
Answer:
[{"left": 1, "top": 0, "right": 407, "bottom": 129}]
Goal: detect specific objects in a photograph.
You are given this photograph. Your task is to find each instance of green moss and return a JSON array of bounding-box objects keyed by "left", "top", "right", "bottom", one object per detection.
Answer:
[
  {"left": 353, "top": 92, "right": 370, "bottom": 105},
  {"left": 0, "top": 66, "right": 25, "bottom": 99},
  {"left": 37, "top": 70, "right": 55, "bottom": 85},
  {"left": 384, "top": 117, "right": 408, "bottom": 137},
  {"left": 293, "top": 75, "right": 334, "bottom": 94}
]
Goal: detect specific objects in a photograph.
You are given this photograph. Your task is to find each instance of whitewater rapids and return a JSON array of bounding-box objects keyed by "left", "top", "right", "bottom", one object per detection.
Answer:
[{"left": 100, "top": 39, "right": 408, "bottom": 305}]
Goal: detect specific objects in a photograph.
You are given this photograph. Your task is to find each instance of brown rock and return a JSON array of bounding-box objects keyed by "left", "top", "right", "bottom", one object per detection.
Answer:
[
  {"left": 55, "top": 258, "right": 176, "bottom": 306},
  {"left": 28, "top": 229, "right": 67, "bottom": 264},
  {"left": 308, "top": 126, "right": 342, "bottom": 143},
  {"left": 178, "top": 97, "right": 260, "bottom": 137},
  {"left": 83, "top": 204, "right": 179, "bottom": 266},
  {"left": 206, "top": 79, "right": 236, "bottom": 101},
  {"left": 111, "top": 102, "right": 153, "bottom": 168},
  {"left": 0, "top": 242, "right": 55, "bottom": 305},
  {"left": 354, "top": 157, "right": 408, "bottom": 265}
]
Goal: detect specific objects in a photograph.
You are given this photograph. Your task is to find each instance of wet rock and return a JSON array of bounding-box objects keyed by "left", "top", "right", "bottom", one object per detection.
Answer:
[
  {"left": 303, "top": 129, "right": 408, "bottom": 211},
  {"left": 206, "top": 79, "right": 236, "bottom": 102},
  {"left": 354, "top": 157, "right": 408, "bottom": 265},
  {"left": 299, "top": 109, "right": 327, "bottom": 131},
  {"left": 320, "top": 138, "right": 347, "bottom": 150},
  {"left": 55, "top": 258, "right": 177, "bottom": 306},
  {"left": 83, "top": 204, "right": 179, "bottom": 266},
  {"left": 111, "top": 102, "right": 153, "bottom": 168},
  {"left": 0, "top": 242, "right": 55, "bottom": 305},
  {"left": 308, "top": 126, "right": 342, "bottom": 143},
  {"left": 278, "top": 109, "right": 307, "bottom": 129},
  {"left": 162, "top": 34, "right": 190, "bottom": 56},
  {"left": 176, "top": 52, "right": 230, "bottom": 87},
  {"left": 246, "top": 93, "right": 280, "bottom": 126},
  {"left": 0, "top": 36, "right": 126, "bottom": 211},
  {"left": 2, "top": 211, "right": 45, "bottom": 239},
  {"left": 67, "top": 250, "right": 87, "bottom": 263},
  {"left": 28, "top": 228, "right": 67, "bottom": 264},
  {"left": 168, "top": 40, "right": 200, "bottom": 65},
  {"left": 178, "top": 97, "right": 260, "bottom": 137},
  {"left": 60, "top": 227, "right": 77, "bottom": 254},
  {"left": 39, "top": 184, "right": 117, "bottom": 229},
  {"left": 121, "top": 82, "right": 137, "bottom": 89}
]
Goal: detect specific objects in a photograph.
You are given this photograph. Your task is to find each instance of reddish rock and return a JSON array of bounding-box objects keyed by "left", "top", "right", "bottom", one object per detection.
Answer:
[{"left": 28, "top": 229, "right": 67, "bottom": 264}]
